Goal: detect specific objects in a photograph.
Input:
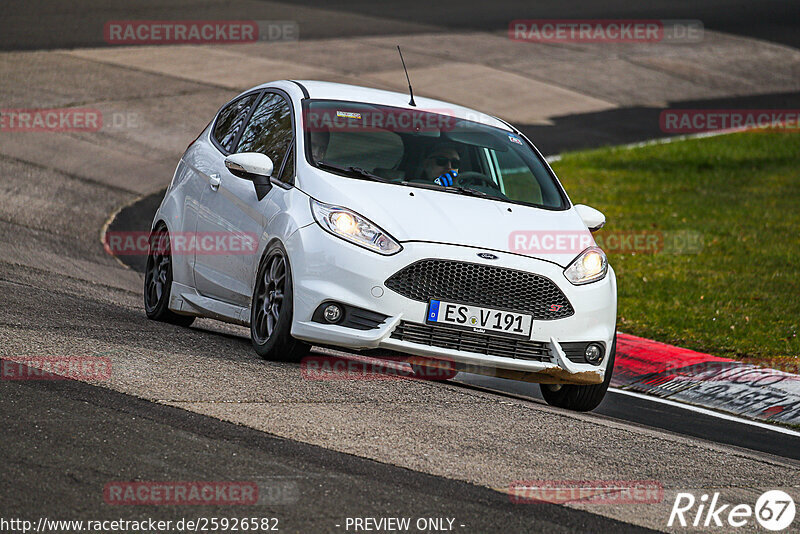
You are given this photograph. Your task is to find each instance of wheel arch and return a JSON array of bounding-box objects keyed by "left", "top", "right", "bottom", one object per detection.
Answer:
[{"left": 253, "top": 236, "right": 290, "bottom": 290}]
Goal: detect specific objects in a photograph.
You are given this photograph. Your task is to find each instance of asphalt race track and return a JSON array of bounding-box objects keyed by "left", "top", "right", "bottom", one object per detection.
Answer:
[
  {"left": 1, "top": 2, "right": 799, "bottom": 533},
  {"left": 3, "top": 0, "right": 799, "bottom": 50}
]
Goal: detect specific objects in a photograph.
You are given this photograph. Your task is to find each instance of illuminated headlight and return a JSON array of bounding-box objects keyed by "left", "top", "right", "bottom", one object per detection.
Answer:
[
  {"left": 311, "top": 199, "right": 402, "bottom": 255},
  {"left": 563, "top": 246, "right": 608, "bottom": 285}
]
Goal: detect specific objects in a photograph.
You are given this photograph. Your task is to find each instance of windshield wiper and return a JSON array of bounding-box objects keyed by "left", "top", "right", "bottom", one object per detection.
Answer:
[
  {"left": 397, "top": 181, "right": 489, "bottom": 198},
  {"left": 444, "top": 186, "right": 490, "bottom": 198},
  {"left": 317, "top": 161, "right": 389, "bottom": 182}
]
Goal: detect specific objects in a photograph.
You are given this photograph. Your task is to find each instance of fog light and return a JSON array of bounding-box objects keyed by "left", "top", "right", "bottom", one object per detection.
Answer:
[
  {"left": 585, "top": 343, "right": 604, "bottom": 365},
  {"left": 323, "top": 304, "right": 343, "bottom": 323}
]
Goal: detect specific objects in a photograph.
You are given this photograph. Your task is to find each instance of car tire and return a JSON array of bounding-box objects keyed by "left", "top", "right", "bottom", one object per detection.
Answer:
[
  {"left": 250, "top": 241, "right": 309, "bottom": 362},
  {"left": 143, "top": 224, "right": 196, "bottom": 327},
  {"left": 540, "top": 333, "right": 616, "bottom": 412}
]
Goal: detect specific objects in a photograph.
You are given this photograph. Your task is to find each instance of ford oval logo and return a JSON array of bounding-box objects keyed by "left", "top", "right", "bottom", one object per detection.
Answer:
[{"left": 477, "top": 253, "right": 498, "bottom": 260}]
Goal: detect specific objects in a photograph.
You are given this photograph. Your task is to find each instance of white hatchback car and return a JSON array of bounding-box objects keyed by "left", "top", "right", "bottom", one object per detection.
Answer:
[{"left": 145, "top": 80, "right": 617, "bottom": 411}]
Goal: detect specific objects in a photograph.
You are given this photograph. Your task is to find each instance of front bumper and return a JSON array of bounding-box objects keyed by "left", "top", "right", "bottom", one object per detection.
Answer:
[{"left": 285, "top": 224, "right": 617, "bottom": 385}]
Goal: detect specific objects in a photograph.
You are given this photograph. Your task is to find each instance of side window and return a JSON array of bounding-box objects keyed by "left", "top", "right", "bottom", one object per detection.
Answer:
[
  {"left": 212, "top": 93, "right": 258, "bottom": 152},
  {"left": 236, "top": 93, "right": 294, "bottom": 177}
]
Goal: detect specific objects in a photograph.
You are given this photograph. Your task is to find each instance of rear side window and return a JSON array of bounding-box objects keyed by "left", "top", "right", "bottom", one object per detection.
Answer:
[
  {"left": 236, "top": 93, "right": 294, "bottom": 174},
  {"left": 212, "top": 93, "right": 259, "bottom": 152}
]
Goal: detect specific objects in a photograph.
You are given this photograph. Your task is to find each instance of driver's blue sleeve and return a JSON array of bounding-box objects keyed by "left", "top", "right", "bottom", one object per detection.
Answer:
[{"left": 434, "top": 170, "right": 457, "bottom": 187}]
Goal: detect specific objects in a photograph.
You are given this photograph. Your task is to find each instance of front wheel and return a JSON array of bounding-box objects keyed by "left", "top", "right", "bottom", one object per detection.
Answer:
[
  {"left": 250, "top": 241, "right": 309, "bottom": 362},
  {"left": 540, "top": 334, "right": 616, "bottom": 412}
]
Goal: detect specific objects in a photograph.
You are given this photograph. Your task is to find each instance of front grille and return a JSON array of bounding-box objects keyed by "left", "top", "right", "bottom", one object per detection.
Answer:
[
  {"left": 385, "top": 259, "right": 574, "bottom": 320},
  {"left": 390, "top": 321, "right": 551, "bottom": 361}
]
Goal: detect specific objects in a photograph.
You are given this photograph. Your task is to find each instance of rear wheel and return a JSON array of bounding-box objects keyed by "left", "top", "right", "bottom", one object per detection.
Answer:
[
  {"left": 250, "top": 242, "right": 309, "bottom": 362},
  {"left": 540, "top": 334, "right": 616, "bottom": 412},
  {"left": 143, "top": 224, "right": 195, "bottom": 327}
]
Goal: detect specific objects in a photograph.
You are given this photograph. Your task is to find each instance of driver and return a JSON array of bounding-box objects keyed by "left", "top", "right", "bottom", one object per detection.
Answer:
[{"left": 421, "top": 142, "right": 461, "bottom": 187}]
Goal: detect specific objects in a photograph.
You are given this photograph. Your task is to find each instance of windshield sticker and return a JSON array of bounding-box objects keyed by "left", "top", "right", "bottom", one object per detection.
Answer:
[
  {"left": 336, "top": 111, "right": 362, "bottom": 120},
  {"left": 508, "top": 134, "right": 523, "bottom": 145}
]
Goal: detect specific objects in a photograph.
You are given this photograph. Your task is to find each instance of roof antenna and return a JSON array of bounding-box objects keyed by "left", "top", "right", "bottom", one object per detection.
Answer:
[{"left": 397, "top": 45, "right": 416, "bottom": 107}]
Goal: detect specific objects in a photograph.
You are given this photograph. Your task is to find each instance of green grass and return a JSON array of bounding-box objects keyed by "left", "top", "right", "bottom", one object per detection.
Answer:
[{"left": 551, "top": 130, "right": 800, "bottom": 367}]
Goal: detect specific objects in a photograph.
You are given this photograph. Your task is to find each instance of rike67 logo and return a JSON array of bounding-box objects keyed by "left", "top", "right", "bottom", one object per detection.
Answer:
[{"left": 669, "top": 490, "right": 795, "bottom": 531}]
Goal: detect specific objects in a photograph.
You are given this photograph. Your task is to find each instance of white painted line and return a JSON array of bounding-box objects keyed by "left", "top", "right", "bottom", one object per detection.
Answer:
[
  {"left": 544, "top": 126, "right": 763, "bottom": 162},
  {"left": 609, "top": 387, "right": 800, "bottom": 437},
  {"left": 611, "top": 126, "right": 755, "bottom": 151}
]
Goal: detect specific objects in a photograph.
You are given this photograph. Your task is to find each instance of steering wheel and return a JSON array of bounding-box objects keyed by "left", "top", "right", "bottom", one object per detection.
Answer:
[{"left": 455, "top": 171, "right": 501, "bottom": 190}]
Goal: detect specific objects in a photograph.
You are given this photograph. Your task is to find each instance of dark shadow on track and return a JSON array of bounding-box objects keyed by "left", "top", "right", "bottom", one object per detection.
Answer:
[
  {"left": 518, "top": 91, "right": 800, "bottom": 156},
  {"left": 279, "top": 0, "right": 800, "bottom": 50}
]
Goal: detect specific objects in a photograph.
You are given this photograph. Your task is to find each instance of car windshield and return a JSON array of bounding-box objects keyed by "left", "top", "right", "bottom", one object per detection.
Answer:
[{"left": 302, "top": 100, "right": 567, "bottom": 209}]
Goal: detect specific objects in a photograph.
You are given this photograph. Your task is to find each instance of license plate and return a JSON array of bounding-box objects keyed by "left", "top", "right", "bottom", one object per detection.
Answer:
[{"left": 426, "top": 300, "right": 533, "bottom": 338}]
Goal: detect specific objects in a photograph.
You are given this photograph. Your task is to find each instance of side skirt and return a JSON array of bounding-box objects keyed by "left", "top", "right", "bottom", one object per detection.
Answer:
[{"left": 169, "top": 281, "right": 250, "bottom": 326}]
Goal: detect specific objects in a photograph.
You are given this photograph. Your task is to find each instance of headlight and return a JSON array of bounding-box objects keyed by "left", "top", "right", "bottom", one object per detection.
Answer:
[
  {"left": 310, "top": 199, "right": 402, "bottom": 255},
  {"left": 563, "top": 246, "right": 607, "bottom": 285}
]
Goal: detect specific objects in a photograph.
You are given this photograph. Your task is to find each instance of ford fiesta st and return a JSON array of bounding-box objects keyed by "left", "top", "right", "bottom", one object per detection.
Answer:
[{"left": 144, "top": 80, "right": 617, "bottom": 411}]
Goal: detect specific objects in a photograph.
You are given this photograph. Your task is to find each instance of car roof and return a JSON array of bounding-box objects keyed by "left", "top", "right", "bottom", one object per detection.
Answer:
[{"left": 252, "top": 80, "right": 513, "bottom": 132}]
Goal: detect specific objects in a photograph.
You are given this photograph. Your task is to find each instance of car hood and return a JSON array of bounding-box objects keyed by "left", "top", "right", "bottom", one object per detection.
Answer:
[{"left": 298, "top": 169, "right": 595, "bottom": 268}]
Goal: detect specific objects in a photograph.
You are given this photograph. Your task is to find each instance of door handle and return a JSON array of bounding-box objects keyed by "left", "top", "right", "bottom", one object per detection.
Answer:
[{"left": 209, "top": 173, "right": 221, "bottom": 191}]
